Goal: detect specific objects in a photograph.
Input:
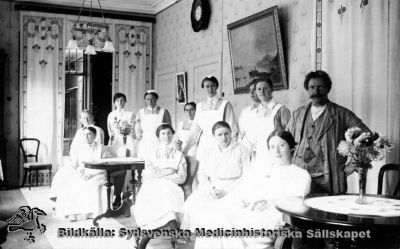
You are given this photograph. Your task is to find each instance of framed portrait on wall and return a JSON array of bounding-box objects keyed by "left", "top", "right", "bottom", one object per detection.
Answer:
[
  {"left": 227, "top": 6, "right": 288, "bottom": 94},
  {"left": 176, "top": 72, "right": 187, "bottom": 104}
]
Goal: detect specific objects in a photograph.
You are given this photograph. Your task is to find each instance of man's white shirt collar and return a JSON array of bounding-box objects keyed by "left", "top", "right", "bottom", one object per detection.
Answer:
[{"left": 310, "top": 104, "right": 327, "bottom": 121}]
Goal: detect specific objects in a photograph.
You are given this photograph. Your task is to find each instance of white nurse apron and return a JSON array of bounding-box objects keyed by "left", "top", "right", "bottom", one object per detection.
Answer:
[
  {"left": 137, "top": 108, "right": 165, "bottom": 158},
  {"left": 196, "top": 100, "right": 228, "bottom": 161},
  {"left": 254, "top": 103, "right": 282, "bottom": 161}
]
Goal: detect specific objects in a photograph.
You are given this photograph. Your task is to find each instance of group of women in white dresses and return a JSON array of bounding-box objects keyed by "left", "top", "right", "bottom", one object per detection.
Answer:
[
  {"left": 51, "top": 75, "right": 311, "bottom": 249},
  {"left": 130, "top": 76, "right": 311, "bottom": 249}
]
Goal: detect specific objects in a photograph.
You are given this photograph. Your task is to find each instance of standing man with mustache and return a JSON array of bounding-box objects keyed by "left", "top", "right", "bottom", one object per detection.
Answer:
[{"left": 287, "top": 70, "right": 369, "bottom": 195}]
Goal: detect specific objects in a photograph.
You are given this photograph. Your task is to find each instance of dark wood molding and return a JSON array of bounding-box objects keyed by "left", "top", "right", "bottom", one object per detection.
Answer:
[{"left": 15, "top": 1, "right": 156, "bottom": 23}]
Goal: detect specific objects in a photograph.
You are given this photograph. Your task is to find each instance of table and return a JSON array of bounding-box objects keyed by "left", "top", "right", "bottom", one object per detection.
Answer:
[
  {"left": 276, "top": 195, "right": 400, "bottom": 249},
  {"left": 85, "top": 158, "right": 145, "bottom": 226}
]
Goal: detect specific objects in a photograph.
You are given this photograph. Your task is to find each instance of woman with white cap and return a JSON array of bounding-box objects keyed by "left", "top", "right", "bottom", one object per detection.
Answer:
[
  {"left": 136, "top": 90, "right": 172, "bottom": 158},
  {"left": 175, "top": 102, "right": 199, "bottom": 197}
]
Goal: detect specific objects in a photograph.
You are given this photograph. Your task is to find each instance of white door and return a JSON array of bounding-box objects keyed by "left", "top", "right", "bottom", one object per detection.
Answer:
[{"left": 154, "top": 66, "right": 177, "bottom": 127}]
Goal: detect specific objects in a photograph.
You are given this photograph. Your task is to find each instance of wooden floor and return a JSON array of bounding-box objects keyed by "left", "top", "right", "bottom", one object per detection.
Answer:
[{"left": 0, "top": 187, "right": 195, "bottom": 249}]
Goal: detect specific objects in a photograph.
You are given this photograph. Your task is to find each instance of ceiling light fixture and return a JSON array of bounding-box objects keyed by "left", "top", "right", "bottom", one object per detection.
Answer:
[{"left": 66, "top": 0, "right": 115, "bottom": 54}]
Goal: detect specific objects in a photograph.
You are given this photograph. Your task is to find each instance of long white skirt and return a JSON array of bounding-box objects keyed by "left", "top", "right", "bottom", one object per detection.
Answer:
[
  {"left": 54, "top": 168, "right": 107, "bottom": 218},
  {"left": 181, "top": 188, "right": 231, "bottom": 232},
  {"left": 133, "top": 178, "right": 184, "bottom": 229}
]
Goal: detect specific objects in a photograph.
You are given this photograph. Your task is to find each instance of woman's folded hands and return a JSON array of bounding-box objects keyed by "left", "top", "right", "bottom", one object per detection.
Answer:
[{"left": 240, "top": 199, "right": 269, "bottom": 212}]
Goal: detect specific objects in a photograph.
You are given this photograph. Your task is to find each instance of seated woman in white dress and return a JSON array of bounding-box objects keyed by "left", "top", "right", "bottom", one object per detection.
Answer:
[
  {"left": 53, "top": 127, "right": 107, "bottom": 221},
  {"left": 194, "top": 131, "right": 311, "bottom": 249},
  {"left": 133, "top": 123, "right": 187, "bottom": 249},
  {"left": 175, "top": 102, "right": 199, "bottom": 198},
  {"left": 181, "top": 121, "right": 250, "bottom": 232}
]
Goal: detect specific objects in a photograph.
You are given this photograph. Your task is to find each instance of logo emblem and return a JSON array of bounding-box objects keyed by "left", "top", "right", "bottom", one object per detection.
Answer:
[{"left": 7, "top": 206, "right": 47, "bottom": 243}]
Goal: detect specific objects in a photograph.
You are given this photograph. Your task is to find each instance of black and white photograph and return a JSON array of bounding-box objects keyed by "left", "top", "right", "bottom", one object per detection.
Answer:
[{"left": 0, "top": 0, "right": 400, "bottom": 249}]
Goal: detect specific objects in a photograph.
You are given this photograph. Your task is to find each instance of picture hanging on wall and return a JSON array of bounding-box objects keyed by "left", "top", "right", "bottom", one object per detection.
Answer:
[
  {"left": 227, "top": 6, "right": 288, "bottom": 94},
  {"left": 176, "top": 72, "right": 187, "bottom": 104}
]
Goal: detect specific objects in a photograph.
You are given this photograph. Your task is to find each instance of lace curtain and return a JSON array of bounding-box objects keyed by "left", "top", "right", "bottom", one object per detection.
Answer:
[
  {"left": 114, "top": 23, "right": 152, "bottom": 114},
  {"left": 316, "top": 0, "right": 400, "bottom": 194},
  {"left": 20, "top": 14, "right": 64, "bottom": 179}
]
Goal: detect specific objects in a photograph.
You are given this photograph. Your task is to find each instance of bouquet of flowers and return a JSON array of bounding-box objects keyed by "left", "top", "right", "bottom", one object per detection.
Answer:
[
  {"left": 118, "top": 120, "right": 135, "bottom": 136},
  {"left": 337, "top": 127, "right": 392, "bottom": 169},
  {"left": 113, "top": 118, "right": 136, "bottom": 140}
]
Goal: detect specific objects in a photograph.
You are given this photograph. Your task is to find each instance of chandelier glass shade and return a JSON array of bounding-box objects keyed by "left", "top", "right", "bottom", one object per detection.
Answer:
[{"left": 67, "top": 0, "right": 115, "bottom": 54}]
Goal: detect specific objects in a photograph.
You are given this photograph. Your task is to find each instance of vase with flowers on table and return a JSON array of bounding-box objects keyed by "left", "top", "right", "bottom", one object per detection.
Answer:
[{"left": 337, "top": 127, "right": 392, "bottom": 204}]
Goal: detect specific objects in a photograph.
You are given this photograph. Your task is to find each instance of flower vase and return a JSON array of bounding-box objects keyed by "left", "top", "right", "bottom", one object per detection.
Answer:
[
  {"left": 122, "top": 136, "right": 129, "bottom": 157},
  {"left": 356, "top": 167, "right": 370, "bottom": 204}
]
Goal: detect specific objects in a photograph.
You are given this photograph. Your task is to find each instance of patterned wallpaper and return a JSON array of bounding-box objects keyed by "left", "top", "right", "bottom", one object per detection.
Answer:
[
  {"left": 0, "top": 0, "right": 20, "bottom": 187},
  {"left": 154, "top": 0, "right": 314, "bottom": 125}
]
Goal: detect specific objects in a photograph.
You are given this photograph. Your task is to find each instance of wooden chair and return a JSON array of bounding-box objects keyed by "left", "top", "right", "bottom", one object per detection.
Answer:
[
  {"left": 377, "top": 163, "right": 400, "bottom": 196},
  {"left": 19, "top": 138, "right": 52, "bottom": 190}
]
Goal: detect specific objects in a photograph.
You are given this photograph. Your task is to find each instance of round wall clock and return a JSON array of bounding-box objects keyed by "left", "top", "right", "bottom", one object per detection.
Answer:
[{"left": 191, "top": 0, "right": 211, "bottom": 32}]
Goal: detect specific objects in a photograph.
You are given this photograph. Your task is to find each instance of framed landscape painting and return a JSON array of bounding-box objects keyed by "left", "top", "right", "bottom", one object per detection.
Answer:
[{"left": 227, "top": 6, "right": 287, "bottom": 94}]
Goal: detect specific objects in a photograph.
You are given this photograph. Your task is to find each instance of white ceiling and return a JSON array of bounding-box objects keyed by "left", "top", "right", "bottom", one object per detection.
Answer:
[{"left": 15, "top": 0, "right": 179, "bottom": 14}]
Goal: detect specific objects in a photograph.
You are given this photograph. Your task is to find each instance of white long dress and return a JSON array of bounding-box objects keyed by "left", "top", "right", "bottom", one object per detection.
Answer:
[
  {"left": 133, "top": 144, "right": 187, "bottom": 229},
  {"left": 194, "top": 163, "right": 311, "bottom": 249},
  {"left": 253, "top": 100, "right": 286, "bottom": 162},
  {"left": 136, "top": 107, "right": 169, "bottom": 159},
  {"left": 107, "top": 108, "right": 137, "bottom": 157},
  {"left": 189, "top": 96, "right": 238, "bottom": 162},
  {"left": 53, "top": 142, "right": 107, "bottom": 218},
  {"left": 238, "top": 104, "right": 258, "bottom": 156},
  {"left": 181, "top": 141, "right": 250, "bottom": 232}
]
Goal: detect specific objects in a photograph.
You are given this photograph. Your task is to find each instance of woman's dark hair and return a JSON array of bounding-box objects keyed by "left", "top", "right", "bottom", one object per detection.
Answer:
[
  {"left": 212, "top": 121, "right": 231, "bottom": 135},
  {"left": 144, "top": 91, "right": 159, "bottom": 100},
  {"left": 184, "top": 102, "right": 196, "bottom": 111},
  {"left": 201, "top": 76, "right": 219, "bottom": 88},
  {"left": 267, "top": 130, "right": 297, "bottom": 153},
  {"left": 113, "top": 92, "right": 127, "bottom": 103},
  {"left": 247, "top": 79, "right": 258, "bottom": 89},
  {"left": 84, "top": 126, "right": 97, "bottom": 135},
  {"left": 254, "top": 77, "right": 273, "bottom": 90},
  {"left": 155, "top": 123, "right": 175, "bottom": 137},
  {"left": 303, "top": 70, "right": 332, "bottom": 90}
]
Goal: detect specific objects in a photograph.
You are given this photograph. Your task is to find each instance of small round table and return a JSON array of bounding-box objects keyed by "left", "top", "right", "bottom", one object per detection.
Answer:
[
  {"left": 85, "top": 159, "right": 145, "bottom": 226},
  {"left": 276, "top": 195, "right": 400, "bottom": 249}
]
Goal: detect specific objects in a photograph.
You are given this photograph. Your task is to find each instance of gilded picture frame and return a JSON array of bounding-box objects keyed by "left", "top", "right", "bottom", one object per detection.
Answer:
[{"left": 227, "top": 6, "right": 288, "bottom": 94}]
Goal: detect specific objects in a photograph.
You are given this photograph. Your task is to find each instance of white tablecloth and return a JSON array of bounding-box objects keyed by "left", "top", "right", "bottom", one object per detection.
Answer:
[{"left": 305, "top": 195, "right": 400, "bottom": 217}]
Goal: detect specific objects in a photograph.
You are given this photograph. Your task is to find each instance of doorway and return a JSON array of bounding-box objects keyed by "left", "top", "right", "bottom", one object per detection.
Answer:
[
  {"left": 63, "top": 50, "right": 112, "bottom": 155},
  {"left": 90, "top": 52, "right": 113, "bottom": 144}
]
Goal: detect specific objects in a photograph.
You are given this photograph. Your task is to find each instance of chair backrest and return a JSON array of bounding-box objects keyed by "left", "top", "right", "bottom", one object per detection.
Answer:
[
  {"left": 377, "top": 163, "right": 400, "bottom": 196},
  {"left": 19, "top": 138, "right": 40, "bottom": 163}
]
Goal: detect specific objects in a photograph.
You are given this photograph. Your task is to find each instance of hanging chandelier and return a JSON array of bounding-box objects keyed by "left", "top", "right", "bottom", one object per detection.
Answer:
[{"left": 66, "top": 0, "right": 115, "bottom": 55}]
